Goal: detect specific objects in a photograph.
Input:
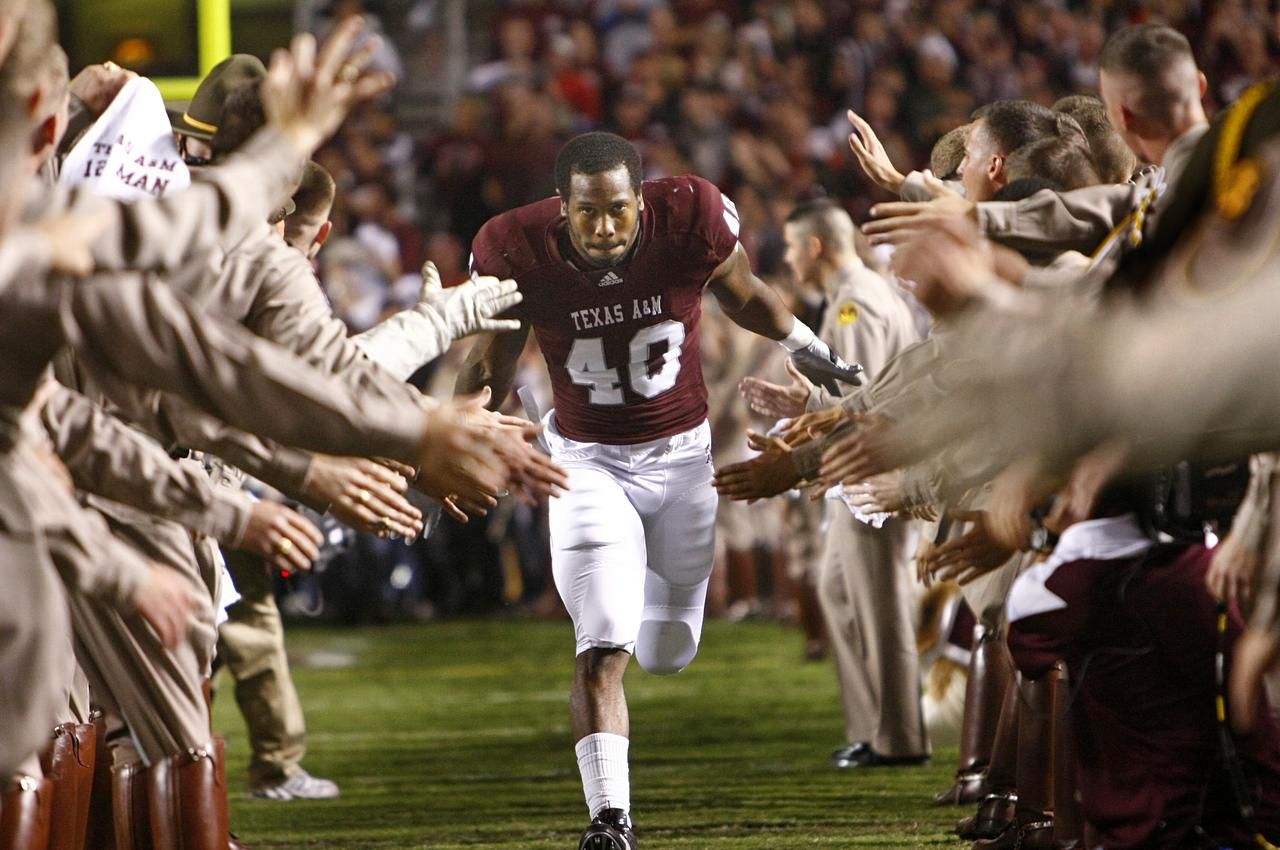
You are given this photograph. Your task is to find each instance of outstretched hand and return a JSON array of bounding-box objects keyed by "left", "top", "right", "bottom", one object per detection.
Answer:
[
  {"left": 847, "top": 109, "right": 906, "bottom": 195},
  {"left": 262, "top": 16, "right": 397, "bottom": 156},
  {"left": 713, "top": 432, "right": 801, "bottom": 502},
  {"left": 739, "top": 359, "right": 816, "bottom": 420}
]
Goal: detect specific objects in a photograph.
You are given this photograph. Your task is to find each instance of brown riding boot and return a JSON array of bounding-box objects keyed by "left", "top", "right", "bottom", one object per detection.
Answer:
[
  {"left": 212, "top": 737, "right": 252, "bottom": 850},
  {"left": 973, "top": 670, "right": 1060, "bottom": 850},
  {"left": 40, "top": 722, "right": 97, "bottom": 850},
  {"left": 147, "top": 743, "right": 229, "bottom": 850},
  {"left": 1052, "top": 663, "right": 1084, "bottom": 848},
  {"left": 957, "top": 672, "right": 1020, "bottom": 840},
  {"left": 111, "top": 762, "right": 151, "bottom": 850},
  {"left": 1, "top": 774, "right": 54, "bottom": 850},
  {"left": 84, "top": 717, "right": 116, "bottom": 850},
  {"left": 935, "top": 625, "right": 1013, "bottom": 806}
]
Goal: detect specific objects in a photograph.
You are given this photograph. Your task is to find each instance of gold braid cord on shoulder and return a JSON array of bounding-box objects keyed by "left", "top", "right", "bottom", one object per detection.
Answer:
[{"left": 1215, "top": 82, "right": 1276, "bottom": 221}]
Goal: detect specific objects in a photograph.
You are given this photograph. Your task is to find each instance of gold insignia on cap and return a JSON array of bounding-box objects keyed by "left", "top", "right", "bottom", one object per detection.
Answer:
[{"left": 837, "top": 302, "right": 860, "bottom": 324}]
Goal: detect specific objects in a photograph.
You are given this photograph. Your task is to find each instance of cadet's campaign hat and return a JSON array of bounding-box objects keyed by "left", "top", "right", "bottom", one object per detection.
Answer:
[{"left": 167, "top": 54, "right": 266, "bottom": 140}]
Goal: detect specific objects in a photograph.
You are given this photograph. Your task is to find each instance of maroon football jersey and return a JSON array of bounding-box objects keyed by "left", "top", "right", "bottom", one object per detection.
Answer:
[{"left": 470, "top": 175, "right": 740, "bottom": 445}]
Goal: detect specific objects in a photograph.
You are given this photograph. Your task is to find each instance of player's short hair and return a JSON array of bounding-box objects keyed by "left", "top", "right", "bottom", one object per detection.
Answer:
[
  {"left": 211, "top": 79, "right": 265, "bottom": 159},
  {"left": 1099, "top": 24, "right": 1195, "bottom": 80},
  {"left": 972, "top": 100, "right": 1085, "bottom": 157},
  {"left": 1053, "top": 96, "right": 1136, "bottom": 183},
  {"left": 554, "top": 132, "right": 643, "bottom": 198},
  {"left": 1004, "top": 137, "right": 1101, "bottom": 191},
  {"left": 785, "top": 197, "right": 856, "bottom": 250},
  {"left": 930, "top": 124, "right": 969, "bottom": 180}
]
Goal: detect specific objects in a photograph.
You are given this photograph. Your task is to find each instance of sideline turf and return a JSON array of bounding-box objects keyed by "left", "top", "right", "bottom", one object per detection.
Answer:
[{"left": 214, "top": 619, "right": 966, "bottom": 848}]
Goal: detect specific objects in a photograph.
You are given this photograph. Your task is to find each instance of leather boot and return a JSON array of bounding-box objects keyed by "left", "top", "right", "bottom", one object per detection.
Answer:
[
  {"left": 956, "top": 793, "right": 1018, "bottom": 842},
  {"left": 1052, "top": 663, "right": 1084, "bottom": 849},
  {"left": 147, "top": 743, "right": 229, "bottom": 850},
  {"left": 40, "top": 722, "right": 96, "bottom": 850},
  {"left": 1014, "top": 672, "right": 1056, "bottom": 823},
  {"left": 84, "top": 718, "right": 116, "bottom": 850},
  {"left": 957, "top": 675, "right": 1021, "bottom": 840},
  {"left": 111, "top": 762, "right": 151, "bottom": 850},
  {"left": 212, "top": 737, "right": 252, "bottom": 850},
  {"left": 972, "top": 818, "right": 1055, "bottom": 850},
  {"left": 0, "top": 775, "right": 53, "bottom": 850},
  {"left": 935, "top": 625, "right": 1013, "bottom": 806},
  {"left": 973, "top": 672, "right": 1060, "bottom": 850}
]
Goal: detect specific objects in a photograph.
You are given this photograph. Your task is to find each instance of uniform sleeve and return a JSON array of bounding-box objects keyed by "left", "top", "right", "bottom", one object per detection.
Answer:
[
  {"left": 689, "top": 176, "right": 741, "bottom": 270},
  {"left": 61, "top": 274, "right": 428, "bottom": 465},
  {"left": 40, "top": 384, "right": 253, "bottom": 546},
  {"left": 977, "top": 182, "right": 1144, "bottom": 256},
  {"left": 241, "top": 239, "right": 433, "bottom": 410}
]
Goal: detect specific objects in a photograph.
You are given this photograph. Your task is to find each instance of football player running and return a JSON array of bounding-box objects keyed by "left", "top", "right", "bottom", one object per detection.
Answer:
[{"left": 458, "top": 132, "right": 857, "bottom": 850}]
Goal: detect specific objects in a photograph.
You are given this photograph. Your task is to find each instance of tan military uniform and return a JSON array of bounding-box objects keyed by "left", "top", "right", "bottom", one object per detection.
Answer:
[{"left": 814, "top": 262, "right": 928, "bottom": 755}]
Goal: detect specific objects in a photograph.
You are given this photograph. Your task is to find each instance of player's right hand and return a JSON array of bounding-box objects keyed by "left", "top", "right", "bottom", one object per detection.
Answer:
[
  {"left": 457, "top": 390, "right": 569, "bottom": 505},
  {"left": 415, "top": 394, "right": 511, "bottom": 514},
  {"left": 132, "top": 564, "right": 199, "bottom": 650}
]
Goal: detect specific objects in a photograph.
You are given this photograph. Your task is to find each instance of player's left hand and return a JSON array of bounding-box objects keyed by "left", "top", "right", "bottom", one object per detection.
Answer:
[
  {"left": 740, "top": 358, "right": 816, "bottom": 420},
  {"left": 861, "top": 173, "right": 976, "bottom": 247},
  {"left": 713, "top": 432, "right": 801, "bottom": 502},
  {"left": 924, "top": 510, "right": 1015, "bottom": 585}
]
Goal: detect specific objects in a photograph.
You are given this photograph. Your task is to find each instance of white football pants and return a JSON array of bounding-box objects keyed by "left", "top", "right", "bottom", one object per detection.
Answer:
[{"left": 545, "top": 414, "right": 718, "bottom": 675}]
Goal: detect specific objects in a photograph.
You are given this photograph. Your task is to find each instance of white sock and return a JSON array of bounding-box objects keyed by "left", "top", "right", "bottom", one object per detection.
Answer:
[{"left": 574, "top": 732, "right": 630, "bottom": 818}]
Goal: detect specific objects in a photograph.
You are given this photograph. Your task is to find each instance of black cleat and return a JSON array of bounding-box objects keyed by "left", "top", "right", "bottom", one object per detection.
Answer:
[{"left": 578, "top": 808, "right": 637, "bottom": 850}]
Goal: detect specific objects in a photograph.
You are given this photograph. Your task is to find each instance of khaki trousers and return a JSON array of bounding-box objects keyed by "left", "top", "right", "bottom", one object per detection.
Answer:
[
  {"left": 56, "top": 505, "right": 215, "bottom": 767},
  {"left": 817, "top": 512, "right": 928, "bottom": 756},
  {"left": 217, "top": 549, "right": 306, "bottom": 787}
]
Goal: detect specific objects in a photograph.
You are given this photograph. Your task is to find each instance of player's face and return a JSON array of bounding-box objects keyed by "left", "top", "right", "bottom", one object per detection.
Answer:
[{"left": 561, "top": 165, "right": 643, "bottom": 268}]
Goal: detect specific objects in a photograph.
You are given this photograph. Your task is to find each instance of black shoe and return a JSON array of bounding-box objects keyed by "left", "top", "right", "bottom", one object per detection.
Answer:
[
  {"left": 831, "top": 742, "right": 930, "bottom": 769},
  {"left": 578, "top": 808, "right": 637, "bottom": 850}
]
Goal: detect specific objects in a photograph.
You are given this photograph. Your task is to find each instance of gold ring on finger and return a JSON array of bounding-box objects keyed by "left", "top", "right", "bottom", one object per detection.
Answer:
[
  {"left": 277, "top": 537, "right": 293, "bottom": 555},
  {"left": 339, "top": 64, "right": 360, "bottom": 84},
  {"left": 356, "top": 489, "right": 371, "bottom": 505}
]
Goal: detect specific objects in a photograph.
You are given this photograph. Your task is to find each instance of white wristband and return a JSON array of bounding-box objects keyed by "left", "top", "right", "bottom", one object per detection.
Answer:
[{"left": 779, "top": 319, "right": 817, "bottom": 352}]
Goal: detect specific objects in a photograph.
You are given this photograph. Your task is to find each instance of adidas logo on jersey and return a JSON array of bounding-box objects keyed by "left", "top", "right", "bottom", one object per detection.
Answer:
[{"left": 597, "top": 271, "right": 624, "bottom": 287}]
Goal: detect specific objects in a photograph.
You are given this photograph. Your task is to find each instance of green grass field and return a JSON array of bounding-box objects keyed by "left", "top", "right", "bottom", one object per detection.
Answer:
[{"left": 214, "top": 619, "right": 967, "bottom": 849}]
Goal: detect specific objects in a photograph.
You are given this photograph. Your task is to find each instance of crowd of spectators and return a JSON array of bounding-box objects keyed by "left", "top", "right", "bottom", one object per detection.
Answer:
[{"left": 287, "top": 0, "right": 1280, "bottom": 622}]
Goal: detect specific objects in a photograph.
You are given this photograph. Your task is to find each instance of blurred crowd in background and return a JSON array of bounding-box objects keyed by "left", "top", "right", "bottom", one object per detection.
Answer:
[{"left": 287, "top": 0, "right": 1280, "bottom": 630}]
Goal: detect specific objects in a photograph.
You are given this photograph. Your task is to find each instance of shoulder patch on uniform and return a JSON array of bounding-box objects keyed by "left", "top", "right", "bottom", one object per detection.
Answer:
[{"left": 837, "top": 302, "right": 860, "bottom": 324}]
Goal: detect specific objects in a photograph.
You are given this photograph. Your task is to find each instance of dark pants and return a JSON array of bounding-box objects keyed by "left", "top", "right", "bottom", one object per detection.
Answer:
[{"left": 1008, "top": 544, "right": 1280, "bottom": 849}]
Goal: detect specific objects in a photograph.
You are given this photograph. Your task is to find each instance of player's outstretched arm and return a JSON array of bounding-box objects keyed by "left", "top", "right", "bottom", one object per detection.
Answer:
[
  {"left": 706, "top": 244, "right": 861, "bottom": 394},
  {"left": 455, "top": 325, "right": 531, "bottom": 411}
]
